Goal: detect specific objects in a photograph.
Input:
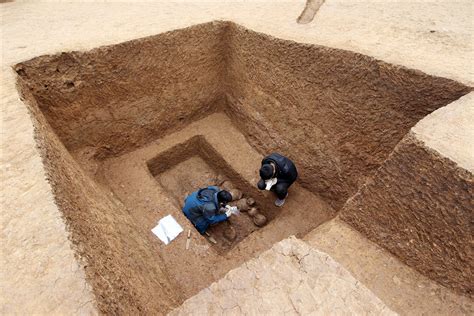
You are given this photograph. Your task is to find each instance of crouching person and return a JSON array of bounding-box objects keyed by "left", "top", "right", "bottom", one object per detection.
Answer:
[
  {"left": 257, "top": 153, "right": 298, "bottom": 207},
  {"left": 182, "top": 186, "right": 233, "bottom": 234}
]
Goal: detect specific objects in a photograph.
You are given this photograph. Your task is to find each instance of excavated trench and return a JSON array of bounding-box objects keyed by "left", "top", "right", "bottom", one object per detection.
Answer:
[
  {"left": 147, "top": 135, "right": 279, "bottom": 253},
  {"left": 14, "top": 21, "right": 471, "bottom": 314}
]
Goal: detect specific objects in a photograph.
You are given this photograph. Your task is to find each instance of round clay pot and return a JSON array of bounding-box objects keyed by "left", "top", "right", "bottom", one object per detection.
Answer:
[
  {"left": 235, "top": 198, "right": 249, "bottom": 211},
  {"left": 248, "top": 207, "right": 259, "bottom": 217},
  {"left": 229, "top": 189, "right": 242, "bottom": 201},
  {"left": 253, "top": 214, "right": 267, "bottom": 227},
  {"left": 228, "top": 200, "right": 238, "bottom": 208},
  {"left": 221, "top": 180, "right": 234, "bottom": 191},
  {"left": 246, "top": 197, "right": 255, "bottom": 206},
  {"left": 223, "top": 226, "right": 237, "bottom": 241}
]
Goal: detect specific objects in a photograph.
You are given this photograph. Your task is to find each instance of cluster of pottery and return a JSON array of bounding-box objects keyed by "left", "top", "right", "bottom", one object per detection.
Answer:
[
  {"left": 215, "top": 174, "right": 267, "bottom": 227},
  {"left": 231, "top": 197, "right": 267, "bottom": 227}
]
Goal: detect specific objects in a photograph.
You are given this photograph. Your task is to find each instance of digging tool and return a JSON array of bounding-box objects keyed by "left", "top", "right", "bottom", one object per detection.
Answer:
[
  {"left": 185, "top": 229, "right": 191, "bottom": 250},
  {"left": 204, "top": 231, "right": 217, "bottom": 244}
]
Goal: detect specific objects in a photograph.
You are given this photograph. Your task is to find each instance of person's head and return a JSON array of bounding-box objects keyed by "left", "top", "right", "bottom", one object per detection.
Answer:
[
  {"left": 259, "top": 163, "right": 275, "bottom": 180},
  {"left": 217, "top": 190, "right": 232, "bottom": 206}
]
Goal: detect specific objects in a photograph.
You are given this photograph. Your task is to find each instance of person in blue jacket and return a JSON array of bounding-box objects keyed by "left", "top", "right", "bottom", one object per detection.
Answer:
[
  {"left": 182, "top": 186, "right": 233, "bottom": 234},
  {"left": 257, "top": 153, "right": 298, "bottom": 207}
]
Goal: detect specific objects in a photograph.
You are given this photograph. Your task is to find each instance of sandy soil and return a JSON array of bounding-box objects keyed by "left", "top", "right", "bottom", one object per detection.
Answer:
[
  {"left": 172, "top": 237, "right": 395, "bottom": 315},
  {"left": 305, "top": 218, "right": 474, "bottom": 315},
  {"left": 2, "top": 1, "right": 473, "bottom": 314},
  {"left": 413, "top": 93, "right": 474, "bottom": 173},
  {"left": 341, "top": 132, "right": 474, "bottom": 295},
  {"left": 15, "top": 21, "right": 468, "bottom": 311}
]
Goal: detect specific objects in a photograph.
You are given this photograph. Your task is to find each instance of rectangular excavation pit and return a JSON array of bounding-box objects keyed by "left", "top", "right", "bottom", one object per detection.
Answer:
[
  {"left": 97, "top": 113, "right": 335, "bottom": 305},
  {"left": 14, "top": 20, "right": 472, "bottom": 314},
  {"left": 147, "top": 135, "right": 282, "bottom": 253}
]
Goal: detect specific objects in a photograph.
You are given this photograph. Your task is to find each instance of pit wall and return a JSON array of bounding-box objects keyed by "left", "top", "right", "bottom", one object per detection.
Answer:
[
  {"left": 14, "top": 21, "right": 473, "bottom": 304},
  {"left": 147, "top": 135, "right": 278, "bottom": 221},
  {"left": 15, "top": 81, "right": 180, "bottom": 314},
  {"left": 15, "top": 21, "right": 470, "bottom": 209},
  {"left": 340, "top": 132, "right": 473, "bottom": 296},
  {"left": 14, "top": 22, "right": 227, "bottom": 158},
  {"left": 224, "top": 23, "right": 471, "bottom": 209}
]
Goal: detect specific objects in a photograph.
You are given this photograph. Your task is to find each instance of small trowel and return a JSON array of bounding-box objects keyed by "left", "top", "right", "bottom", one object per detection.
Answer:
[
  {"left": 185, "top": 229, "right": 191, "bottom": 250},
  {"left": 204, "top": 231, "right": 217, "bottom": 244}
]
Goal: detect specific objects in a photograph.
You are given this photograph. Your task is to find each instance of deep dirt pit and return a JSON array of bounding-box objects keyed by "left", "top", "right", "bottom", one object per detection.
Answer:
[
  {"left": 155, "top": 156, "right": 246, "bottom": 252},
  {"left": 96, "top": 113, "right": 334, "bottom": 303},
  {"left": 148, "top": 135, "right": 279, "bottom": 253},
  {"left": 14, "top": 21, "right": 471, "bottom": 314}
]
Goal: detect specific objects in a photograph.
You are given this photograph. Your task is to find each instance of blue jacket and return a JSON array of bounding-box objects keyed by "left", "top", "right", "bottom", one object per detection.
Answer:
[{"left": 182, "top": 186, "right": 228, "bottom": 234}]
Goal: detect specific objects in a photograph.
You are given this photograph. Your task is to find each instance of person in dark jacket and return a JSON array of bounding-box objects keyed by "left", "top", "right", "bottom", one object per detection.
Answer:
[
  {"left": 182, "top": 186, "right": 234, "bottom": 234},
  {"left": 257, "top": 153, "right": 298, "bottom": 207}
]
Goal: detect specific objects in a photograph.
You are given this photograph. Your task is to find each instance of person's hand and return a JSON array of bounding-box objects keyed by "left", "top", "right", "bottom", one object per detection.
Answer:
[{"left": 225, "top": 205, "right": 238, "bottom": 217}]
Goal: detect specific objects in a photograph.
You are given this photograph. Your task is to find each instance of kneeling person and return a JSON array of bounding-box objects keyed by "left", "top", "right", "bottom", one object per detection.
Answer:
[
  {"left": 182, "top": 186, "right": 233, "bottom": 234},
  {"left": 257, "top": 153, "right": 298, "bottom": 207}
]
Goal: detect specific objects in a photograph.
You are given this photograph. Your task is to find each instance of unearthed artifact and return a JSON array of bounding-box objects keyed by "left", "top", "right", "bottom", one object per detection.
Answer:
[
  {"left": 223, "top": 226, "right": 237, "bottom": 241},
  {"left": 229, "top": 189, "right": 242, "bottom": 201},
  {"left": 248, "top": 207, "right": 259, "bottom": 217},
  {"left": 234, "top": 198, "right": 250, "bottom": 211},
  {"left": 221, "top": 180, "right": 234, "bottom": 191},
  {"left": 246, "top": 197, "right": 255, "bottom": 206},
  {"left": 253, "top": 214, "right": 267, "bottom": 227}
]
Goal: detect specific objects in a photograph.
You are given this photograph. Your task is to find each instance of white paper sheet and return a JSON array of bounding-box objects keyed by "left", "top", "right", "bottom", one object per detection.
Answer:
[{"left": 151, "top": 214, "right": 183, "bottom": 245}]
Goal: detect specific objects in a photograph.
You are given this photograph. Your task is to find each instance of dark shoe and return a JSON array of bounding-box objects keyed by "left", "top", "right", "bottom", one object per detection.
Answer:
[{"left": 275, "top": 193, "right": 288, "bottom": 207}]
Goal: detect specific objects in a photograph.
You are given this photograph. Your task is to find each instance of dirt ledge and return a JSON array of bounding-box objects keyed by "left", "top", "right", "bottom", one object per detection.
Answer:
[
  {"left": 341, "top": 132, "right": 473, "bottom": 296},
  {"left": 170, "top": 236, "right": 394, "bottom": 315}
]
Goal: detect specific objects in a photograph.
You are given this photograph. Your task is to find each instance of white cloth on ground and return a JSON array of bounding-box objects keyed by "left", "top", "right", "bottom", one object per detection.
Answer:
[{"left": 151, "top": 214, "right": 183, "bottom": 245}]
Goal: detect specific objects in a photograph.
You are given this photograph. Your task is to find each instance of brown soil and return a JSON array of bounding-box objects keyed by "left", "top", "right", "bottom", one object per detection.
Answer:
[
  {"left": 341, "top": 132, "right": 474, "bottom": 295},
  {"left": 96, "top": 114, "right": 334, "bottom": 302},
  {"left": 13, "top": 21, "right": 472, "bottom": 313},
  {"left": 156, "top": 155, "right": 264, "bottom": 253}
]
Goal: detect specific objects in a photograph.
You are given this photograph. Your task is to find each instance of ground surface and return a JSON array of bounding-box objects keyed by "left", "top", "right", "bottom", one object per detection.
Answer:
[
  {"left": 412, "top": 93, "right": 474, "bottom": 173},
  {"left": 170, "top": 237, "right": 395, "bottom": 315},
  {"left": 304, "top": 218, "right": 474, "bottom": 315},
  {"left": 1, "top": 1, "right": 473, "bottom": 314}
]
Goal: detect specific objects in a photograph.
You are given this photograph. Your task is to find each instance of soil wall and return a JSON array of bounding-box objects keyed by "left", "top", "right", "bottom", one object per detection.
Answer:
[
  {"left": 341, "top": 133, "right": 473, "bottom": 296},
  {"left": 225, "top": 23, "right": 471, "bottom": 209},
  {"left": 13, "top": 21, "right": 473, "bottom": 307},
  {"left": 14, "top": 22, "right": 227, "bottom": 158},
  {"left": 15, "top": 21, "right": 471, "bottom": 209},
  {"left": 15, "top": 81, "right": 181, "bottom": 314}
]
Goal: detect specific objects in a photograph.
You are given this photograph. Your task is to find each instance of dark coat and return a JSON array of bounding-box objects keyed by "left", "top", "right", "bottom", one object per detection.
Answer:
[{"left": 262, "top": 153, "right": 298, "bottom": 184}]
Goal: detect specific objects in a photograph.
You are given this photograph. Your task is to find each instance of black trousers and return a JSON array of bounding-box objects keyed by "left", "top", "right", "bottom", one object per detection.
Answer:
[{"left": 257, "top": 179, "right": 293, "bottom": 199}]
